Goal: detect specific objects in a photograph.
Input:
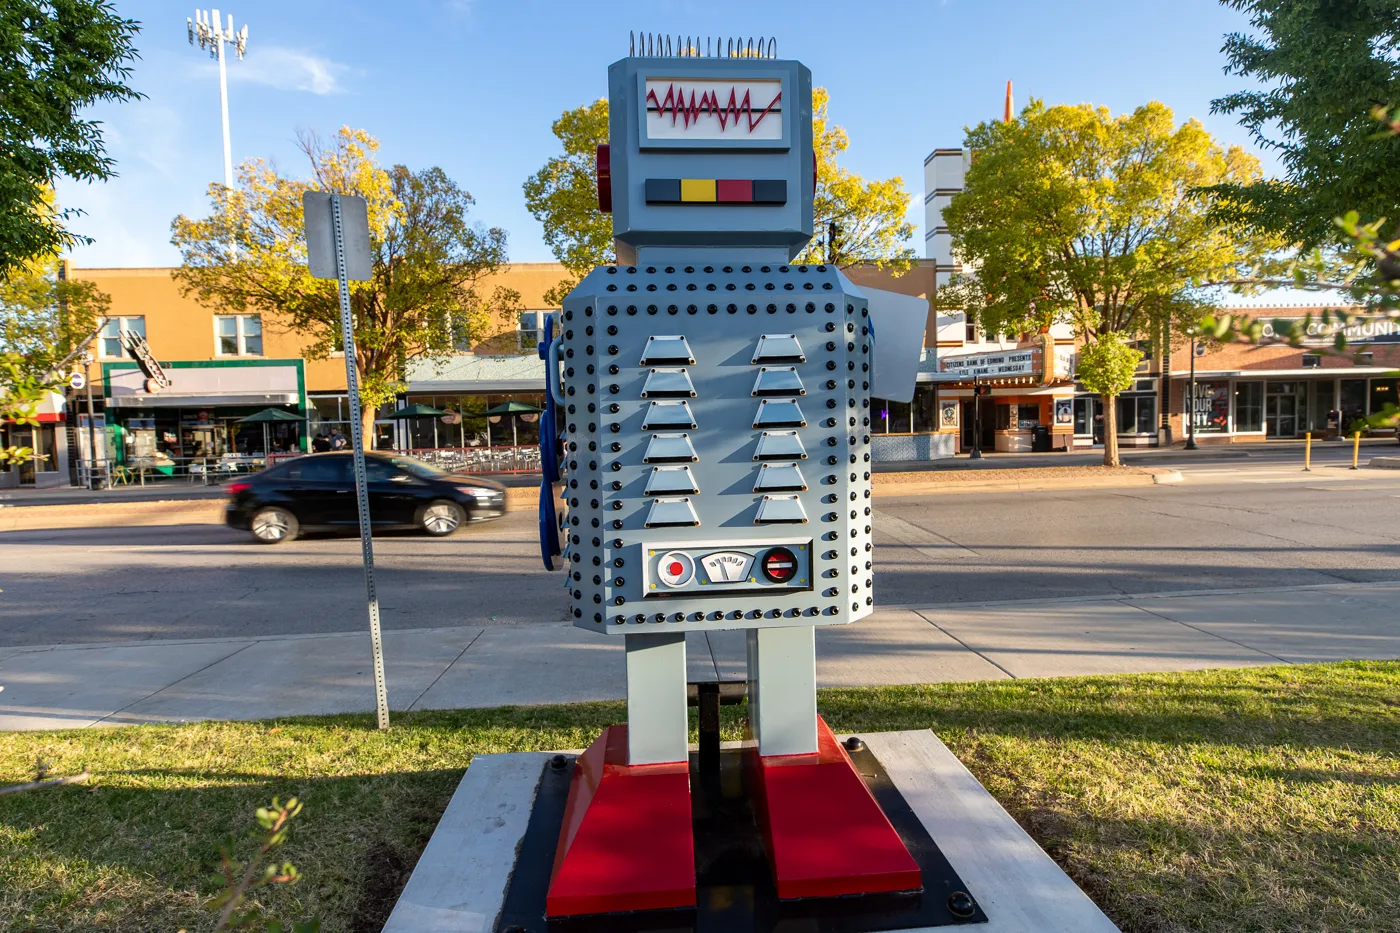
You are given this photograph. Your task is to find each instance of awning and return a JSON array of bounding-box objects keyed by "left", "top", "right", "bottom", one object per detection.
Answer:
[{"left": 106, "top": 392, "right": 300, "bottom": 409}]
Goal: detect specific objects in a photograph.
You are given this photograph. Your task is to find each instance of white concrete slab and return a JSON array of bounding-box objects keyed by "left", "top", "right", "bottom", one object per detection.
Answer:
[
  {"left": 111, "top": 627, "right": 482, "bottom": 724},
  {"left": 919, "top": 602, "right": 1275, "bottom": 679},
  {"left": 703, "top": 629, "right": 749, "bottom": 682},
  {"left": 382, "top": 752, "right": 549, "bottom": 933},
  {"left": 0, "top": 640, "right": 251, "bottom": 730},
  {"left": 385, "top": 733, "right": 1119, "bottom": 932},
  {"left": 1130, "top": 589, "right": 1400, "bottom": 663},
  {"left": 818, "top": 611, "right": 1009, "bottom": 686},
  {"left": 866, "top": 730, "right": 1119, "bottom": 932},
  {"left": 412, "top": 624, "right": 625, "bottom": 710}
]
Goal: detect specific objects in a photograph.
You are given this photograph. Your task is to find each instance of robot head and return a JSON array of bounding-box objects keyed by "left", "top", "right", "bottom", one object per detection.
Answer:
[{"left": 604, "top": 38, "right": 814, "bottom": 262}]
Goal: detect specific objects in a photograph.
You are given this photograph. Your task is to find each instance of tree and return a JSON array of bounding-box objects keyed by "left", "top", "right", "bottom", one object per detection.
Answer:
[
  {"left": 1074, "top": 334, "right": 1143, "bottom": 467},
  {"left": 172, "top": 128, "right": 519, "bottom": 446},
  {"left": 0, "top": 252, "right": 109, "bottom": 465},
  {"left": 0, "top": 0, "right": 143, "bottom": 279},
  {"left": 521, "top": 100, "right": 613, "bottom": 306},
  {"left": 800, "top": 87, "right": 916, "bottom": 269},
  {"left": 1209, "top": 0, "right": 1400, "bottom": 246},
  {"left": 522, "top": 88, "right": 916, "bottom": 302},
  {"left": 940, "top": 100, "right": 1272, "bottom": 466}
]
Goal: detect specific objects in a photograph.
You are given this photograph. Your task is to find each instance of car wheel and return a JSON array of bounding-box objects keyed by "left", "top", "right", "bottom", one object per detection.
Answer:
[
  {"left": 251, "top": 507, "right": 299, "bottom": 544},
  {"left": 421, "top": 500, "right": 465, "bottom": 537}
]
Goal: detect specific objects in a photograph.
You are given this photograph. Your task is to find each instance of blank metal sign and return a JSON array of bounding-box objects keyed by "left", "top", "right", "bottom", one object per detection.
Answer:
[{"left": 303, "top": 192, "right": 372, "bottom": 282}]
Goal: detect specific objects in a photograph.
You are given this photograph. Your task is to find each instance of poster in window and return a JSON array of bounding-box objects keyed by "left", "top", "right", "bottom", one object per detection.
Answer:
[
  {"left": 939, "top": 399, "right": 959, "bottom": 429},
  {"left": 1054, "top": 398, "right": 1073, "bottom": 425},
  {"left": 1192, "top": 382, "right": 1229, "bottom": 433}
]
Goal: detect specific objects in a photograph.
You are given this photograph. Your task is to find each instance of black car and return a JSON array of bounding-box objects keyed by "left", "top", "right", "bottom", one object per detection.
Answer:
[{"left": 225, "top": 452, "right": 507, "bottom": 543}]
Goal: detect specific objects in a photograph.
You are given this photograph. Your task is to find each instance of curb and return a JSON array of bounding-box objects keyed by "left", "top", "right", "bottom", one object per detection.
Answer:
[{"left": 1369, "top": 457, "right": 1400, "bottom": 470}]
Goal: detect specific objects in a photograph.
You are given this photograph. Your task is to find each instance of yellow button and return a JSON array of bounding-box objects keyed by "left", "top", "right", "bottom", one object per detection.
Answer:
[{"left": 680, "top": 178, "right": 716, "bottom": 202}]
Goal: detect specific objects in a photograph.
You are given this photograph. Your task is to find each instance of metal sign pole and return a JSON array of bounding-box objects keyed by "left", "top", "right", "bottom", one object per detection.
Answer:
[{"left": 331, "top": 194, "right": 390, "bottom": 730}]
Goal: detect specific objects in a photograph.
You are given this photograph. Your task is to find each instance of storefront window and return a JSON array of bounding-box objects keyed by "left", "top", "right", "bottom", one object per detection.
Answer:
[
  {"left": 1371, "top": 378, "right": 1398, "bottom": 419},
  {"left": 1117, "top": 395, "right": 1157, "bottom": 434},
  {"left": 1235, "top": 381, "right": 1264, "bottom": 432},
  {"left": 1309, "top": 380, "right": 1335, "bottom": 433},
  {"left": 1340, "top": 379, "right": 1367, "bottom": 432},
  {"left": 912, "top": 384, "right": 938, "bottom": 433},
  {"left": 1190, "top": 382, "right": 1229, "bottom": 433}
]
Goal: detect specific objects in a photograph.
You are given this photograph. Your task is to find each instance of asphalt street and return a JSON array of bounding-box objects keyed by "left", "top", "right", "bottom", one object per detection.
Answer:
[{"left": 4, "top": 463, "right": 1400, "bottom": 648}]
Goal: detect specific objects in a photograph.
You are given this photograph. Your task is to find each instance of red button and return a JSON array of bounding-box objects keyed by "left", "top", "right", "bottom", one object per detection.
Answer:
[
  {"left": 761, "top": 547, "right": 798, "bottom": 583},
  {"left": 668, "top": 561, "right": 685, "bottom": 577}
]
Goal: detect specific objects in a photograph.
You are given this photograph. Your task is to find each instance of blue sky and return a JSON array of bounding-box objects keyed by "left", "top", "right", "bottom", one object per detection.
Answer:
[{"left": 58, "top": 0, "right": 1268, "bottom": 270}]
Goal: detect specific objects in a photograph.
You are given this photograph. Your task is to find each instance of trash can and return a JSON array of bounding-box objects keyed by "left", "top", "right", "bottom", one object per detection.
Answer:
[{"left": 1032, "top": 425, "right": 1053, "bottom": 452}]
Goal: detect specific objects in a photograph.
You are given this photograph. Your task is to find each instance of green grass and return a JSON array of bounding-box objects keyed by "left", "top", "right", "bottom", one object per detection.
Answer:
[{"left": 2, "top": 662, "right": 1398, "bottom": 933}]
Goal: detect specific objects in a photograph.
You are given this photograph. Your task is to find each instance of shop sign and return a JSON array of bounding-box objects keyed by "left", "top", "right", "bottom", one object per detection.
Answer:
[
  {"left": 940, "top": 348, "right": 1037, "bottom": 377},
  {"left": 1259, "top": 315, "right": 1400, "bottom": 345},
  {"left": 1191, "top": 382, "right": 1229, "bottom": 432}
]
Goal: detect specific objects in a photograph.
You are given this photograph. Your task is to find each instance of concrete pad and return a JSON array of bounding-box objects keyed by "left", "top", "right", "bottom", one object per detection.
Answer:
[
  {"left": 1130, "top": 589, "right": 1400, "bottom": 663},
  {"left": 111, "top": 627, "right": 483, "bottom": 724},
  {"left": 866, "top": 730, "right": 1119, "bottom": 932},
  {"left": 818, "top": 611, "right": 1009, "bottom": 686},
  {"left": 413, "top": 624, "right": 625, "bottom": 710},
  {"left": 386, "top": 734, "right": 1118, "bottom": 933},
  {"left": 382, "top": 752, "right": 549, "bottom": 933},
  {"left": 919, "top": 602, "right": 1274, "bottom": 679},
  {"left": 0, "top": 640, "right": 251, "bottom": 730}
]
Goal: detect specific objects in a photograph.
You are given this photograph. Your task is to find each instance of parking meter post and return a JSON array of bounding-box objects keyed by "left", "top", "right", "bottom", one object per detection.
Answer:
[
  {"left": 1353, "top": 431, "right": 1361, "bottom": 469},
  {"left": 331, "top": 193, "right": 390, "bottom": 731},
  {"left": 1303, "top": 431, "right": 1312, "bottom": 472}
]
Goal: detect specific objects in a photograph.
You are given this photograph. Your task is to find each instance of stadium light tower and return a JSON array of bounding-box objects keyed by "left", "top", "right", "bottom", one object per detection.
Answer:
[{"left": 187, "top": 9, "right": 249, "bottom": 190}]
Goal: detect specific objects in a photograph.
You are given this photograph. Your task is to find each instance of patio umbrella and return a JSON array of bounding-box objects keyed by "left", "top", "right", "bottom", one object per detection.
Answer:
[
  {"left": 386, "top": 402, "right": 448, "bottom": 419},
  {"left": 237, "top": 408, "right": 303, "bottom": 456},
  {"left": 483, "top": 400, "right": 545, "bottom": 448},
  {"left": 386, "top": 403, "right": 449, "bottom": 450}
]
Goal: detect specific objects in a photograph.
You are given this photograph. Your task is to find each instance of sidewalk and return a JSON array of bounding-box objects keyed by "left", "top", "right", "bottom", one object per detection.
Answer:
[{"left": 2, "top": 581, "right": 1396, "bottom": 731}]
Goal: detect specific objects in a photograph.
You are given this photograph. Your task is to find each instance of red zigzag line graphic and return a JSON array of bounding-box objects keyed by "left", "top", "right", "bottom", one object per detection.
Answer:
[{"left": 645, "top": 83, "right": 782, "bottom": 133}]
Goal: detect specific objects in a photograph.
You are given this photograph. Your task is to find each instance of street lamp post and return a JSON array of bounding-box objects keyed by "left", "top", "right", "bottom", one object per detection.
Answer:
[
  {"left": 1185, "top": 334, "right": 1199, "bottom": 450},
  {"left": 187, "top": 9, "right": 249, "bottom": 191},
  {"left": 970, "top": 378, "right": 983, "bottom": 460}
]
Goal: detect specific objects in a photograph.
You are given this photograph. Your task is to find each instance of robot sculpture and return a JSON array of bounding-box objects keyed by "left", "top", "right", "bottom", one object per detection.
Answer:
[{"left": 534, "top": 35, "right": 942, "bottom": 924}]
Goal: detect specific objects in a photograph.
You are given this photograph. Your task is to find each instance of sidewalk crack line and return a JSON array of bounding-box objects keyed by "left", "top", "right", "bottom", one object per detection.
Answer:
[
  {"left": 92, "top": 642, "right": 256, "bottom": 727},
  {"left": 407, "top": 628, "right": 485, "bottom": 712}
]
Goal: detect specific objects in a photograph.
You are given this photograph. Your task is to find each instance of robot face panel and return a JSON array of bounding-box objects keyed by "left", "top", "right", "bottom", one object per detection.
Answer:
[{"left": 607, "top": 57, "right": 815, "bottom": 257}]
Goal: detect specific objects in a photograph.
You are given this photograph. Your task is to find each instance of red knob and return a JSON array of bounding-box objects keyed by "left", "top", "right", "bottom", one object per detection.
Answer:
[{"left": 596, "top": 144, "right": 612, "bottom": 214}]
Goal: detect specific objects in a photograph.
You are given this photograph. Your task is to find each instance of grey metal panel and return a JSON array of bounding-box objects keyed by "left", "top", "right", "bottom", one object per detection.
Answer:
[
  {"left": 752, "top": 333, "right": 805, "bottom": 363},
  {"left": 755, "top": 494, "right": 808, "bottom": 524},
  {"left": 639, "top": 335, "right": 695, "bottom": 364},
  {"left": 643, "top": 432, "right": 699, "bottom": 462},
  {"left": 607, "top": 57, "right": 815, "bottom": 258},
  {"left": 754, "top": 430, "right": 806, "bottom": 460},
  {"left": 748, "top": 626, "right": 818, "bottom": 755},
  {"left": 751, "top": 366, "right": 805, "bottom": 396},
  {"left": 642, "top": 399, "right": 697, "bottom": 428},
  {"left": 753, "top": 398, "right": 805, "bottom": 427},
  {"left": 560, "top": 264, "right": 874, "bottom": 635},
  {"left": 641, "top": 368, "right": 696, "bottom": 397},
  {"left": 644, "top": 465, "right": 699, "bottom": 495},
  {"left": 645, "top": 496, "right": 701, "bottom": 527},
  {"left": 754, "top": 461, "right": 806, "bottom": 491},
  {"left": 625, "top": 633, "right": 689, "bottom": 764}
]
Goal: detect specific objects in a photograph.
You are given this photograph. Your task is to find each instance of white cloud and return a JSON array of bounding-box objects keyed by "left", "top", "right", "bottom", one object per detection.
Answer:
[{"left": 228, "top": 45, "right": 348, "bottom": 95}]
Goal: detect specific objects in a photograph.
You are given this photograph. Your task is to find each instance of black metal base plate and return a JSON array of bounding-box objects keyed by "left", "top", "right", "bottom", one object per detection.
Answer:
[{"left": 495, "top": 743, "right": 987, "bottom": 932}]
